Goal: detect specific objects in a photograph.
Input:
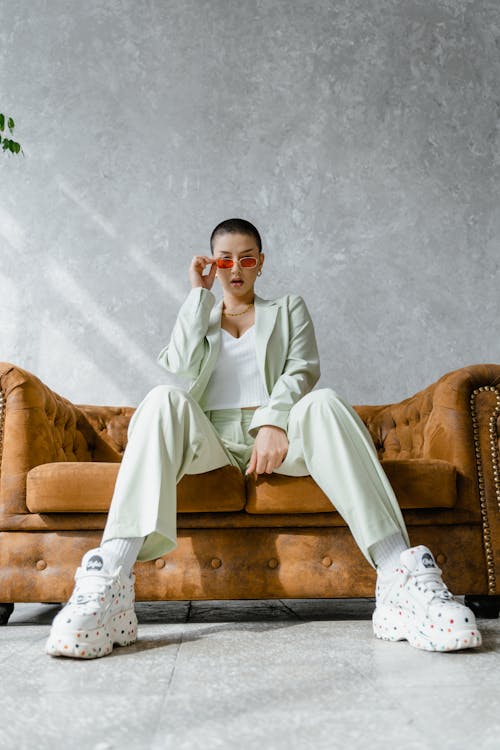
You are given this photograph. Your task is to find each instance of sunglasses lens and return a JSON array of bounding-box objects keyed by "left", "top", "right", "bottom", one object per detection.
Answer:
[
  {"left": 240, "top": 257, "right": 257, "bottom": 268},
  {"left": 216, "top": 258, "right": 233, "bottom": 269}
]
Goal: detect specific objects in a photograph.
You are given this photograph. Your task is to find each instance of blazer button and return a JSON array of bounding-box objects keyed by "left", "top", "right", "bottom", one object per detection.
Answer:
[
  {"left": 211, "top": 558, "right": 222, "bottom": 569},
  {"left": 155, "top": 559, "right": 166, "bottom": 569},
  {"left": 436, "top": 553, "right": 446, "bottom": 565},
  {"left": 36, "top": 560, "right": 47, "bottom": 570},
  {"left": 322, "top": 556, "right": 333, "bottom": 568},
  {"left": 268, "top": 558, "right": 279, "bottom": 569}
]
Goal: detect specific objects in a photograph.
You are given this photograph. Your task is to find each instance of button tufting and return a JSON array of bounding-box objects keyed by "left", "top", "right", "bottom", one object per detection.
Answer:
[
  {"left": 211, "top": 558, "right": 222, "bottom": 569},
  {"left": 155, "top": 559, "right": 166, "bottom": 569},
  {"left": 268, "top": 558, "right": 279, "bottom": 569},
  {"left": 36, "top": 560, "right": 47, "bottom": 570},
  {"left": 322, "top": 556, "right": 333, "bottom": 568}
]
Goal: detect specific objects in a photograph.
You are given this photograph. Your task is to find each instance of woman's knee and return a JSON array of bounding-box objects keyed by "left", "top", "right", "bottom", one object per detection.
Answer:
[
  {"left": 300, "top": 388, "right": 341, "bottom": 408},
  {"left": 128, "top": 385, "right": 191, "bottom": 436},
  {"left": 140, "top": 384, "right": 191, "bottom": 412},
  {"left": 146, "top": 384, "right": 189, "bottom": 401}
]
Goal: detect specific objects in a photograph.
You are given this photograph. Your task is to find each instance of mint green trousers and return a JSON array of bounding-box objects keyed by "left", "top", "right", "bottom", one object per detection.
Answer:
[{"left": 101, "top": 385, "right": 410, "bottom": 567}]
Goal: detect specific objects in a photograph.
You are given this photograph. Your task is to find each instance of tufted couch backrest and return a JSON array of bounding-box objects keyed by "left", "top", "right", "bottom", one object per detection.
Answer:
[
  {"left": 75, "top": 405, "right": 135, "bottom": 459},
  {"left": 355, "top": 387, "right": 437, "bottom": 461}
]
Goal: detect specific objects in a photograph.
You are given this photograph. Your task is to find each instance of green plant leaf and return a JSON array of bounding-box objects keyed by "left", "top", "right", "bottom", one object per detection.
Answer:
[{"left": 0, "top": 117, "right": 23, "bottom": 156}]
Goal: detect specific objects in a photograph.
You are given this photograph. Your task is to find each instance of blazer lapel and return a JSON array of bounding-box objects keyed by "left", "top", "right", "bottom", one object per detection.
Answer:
[
  {"left": 254, "top": 295, "right": 279, "bottom": 389},
  {"left": 206, "top": 297, "right": 224, "bottom": 363}
]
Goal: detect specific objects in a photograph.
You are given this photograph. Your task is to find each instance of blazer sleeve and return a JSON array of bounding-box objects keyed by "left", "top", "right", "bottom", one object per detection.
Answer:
[
  {"left": 156, "top": 287, "right": 216, "bottom": 378},
  {"left": 248, "top": 294, "right": 321, "bottom": 437}
]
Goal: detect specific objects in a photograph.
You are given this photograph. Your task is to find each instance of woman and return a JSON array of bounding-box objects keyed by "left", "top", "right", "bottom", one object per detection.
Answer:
[{"left": 46, "top": 218, "right": 481, "bottom": 658}]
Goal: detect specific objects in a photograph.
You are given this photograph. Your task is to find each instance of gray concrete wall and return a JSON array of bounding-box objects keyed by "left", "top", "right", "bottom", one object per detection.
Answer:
[{"left": 1, "top": 0, "right": 499, "bottom": 408}]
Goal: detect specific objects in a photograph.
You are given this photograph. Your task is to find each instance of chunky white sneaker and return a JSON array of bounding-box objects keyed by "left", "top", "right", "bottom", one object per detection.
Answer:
[
  {"left": 46, "top": 547, "right": 138, "bottom": 659},
  {"left": 373, "top": 545, "right": 482, "bottom": 651}
]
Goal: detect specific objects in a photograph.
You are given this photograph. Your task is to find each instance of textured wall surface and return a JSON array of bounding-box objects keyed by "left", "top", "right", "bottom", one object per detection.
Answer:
[{"left": 1, "top": 0, "right": 499, "bottom": 408}]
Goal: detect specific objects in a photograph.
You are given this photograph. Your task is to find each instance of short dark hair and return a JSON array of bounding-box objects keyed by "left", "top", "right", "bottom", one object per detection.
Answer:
[{"left": 210, "top": 218, "right": 262, "bottom": 254}]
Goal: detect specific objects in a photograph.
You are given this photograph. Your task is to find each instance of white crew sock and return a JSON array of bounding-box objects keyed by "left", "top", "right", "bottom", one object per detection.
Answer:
[
  {"left": 371, "top": 532, "right": 408, "bottom": 578},
  {"left": 100, "top": 536, "right": 145, "bottom": 577}
]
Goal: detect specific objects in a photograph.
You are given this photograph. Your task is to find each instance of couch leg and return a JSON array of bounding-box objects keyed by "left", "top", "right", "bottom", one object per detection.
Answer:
[
  {"left": 464, "top": 595, "right": 500, "bottom": 619},
  {"left": 0, "top": 603, "right": 15, "bottom": 625}
]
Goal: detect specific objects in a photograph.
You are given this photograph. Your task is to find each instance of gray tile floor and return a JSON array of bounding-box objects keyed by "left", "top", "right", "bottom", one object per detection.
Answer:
[{"left": 1, "top": 598, "right": 499, "bottom": 750}]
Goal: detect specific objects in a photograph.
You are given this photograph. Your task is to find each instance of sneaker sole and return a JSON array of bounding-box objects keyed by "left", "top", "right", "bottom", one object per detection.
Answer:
[
  {"left": 372, "top": 605, "right": 482, "bottom": 652},
  {"left": 46, "top": 608, "right": 138, "bottom": 659}
]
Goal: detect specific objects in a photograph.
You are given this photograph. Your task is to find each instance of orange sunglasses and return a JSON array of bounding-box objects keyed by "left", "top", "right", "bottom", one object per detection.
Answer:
[{"left": 215, "top": 257, "right": 258, "bottom": 270}]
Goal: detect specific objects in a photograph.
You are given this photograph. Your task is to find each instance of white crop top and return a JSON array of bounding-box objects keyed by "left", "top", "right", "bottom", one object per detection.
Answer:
[{"left": 203, "top": 326, "right": 270, "bottom": 411}]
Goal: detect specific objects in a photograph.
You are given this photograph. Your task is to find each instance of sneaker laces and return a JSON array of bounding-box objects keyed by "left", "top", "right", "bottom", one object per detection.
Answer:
[
  {"left": 411, "top": 566, "right": 454, "bottom": 602},
  {"left": 68, "top": 573, "right": 115, "bottom": 607}
]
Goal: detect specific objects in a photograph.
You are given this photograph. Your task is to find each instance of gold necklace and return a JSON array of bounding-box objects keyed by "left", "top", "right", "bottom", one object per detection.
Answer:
[{"left": 223, "top": 302, "right": 254, "bottom": 317}]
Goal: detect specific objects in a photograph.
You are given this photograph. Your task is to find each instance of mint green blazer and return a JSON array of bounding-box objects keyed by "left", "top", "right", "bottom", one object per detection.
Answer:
[{"left": 157, "top": 287, "right": 320, "bottom": 436}]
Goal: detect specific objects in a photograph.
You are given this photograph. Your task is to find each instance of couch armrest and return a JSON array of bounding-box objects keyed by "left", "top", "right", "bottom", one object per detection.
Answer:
[
  {"left": 356, "top": 364, "right": 500, "bottom": 594},
  {"left": 0, "top": 362, "right": 122, "bottom": 516},
  {"left": 355, "top": 364, "right": 500, "bottom": 463}
]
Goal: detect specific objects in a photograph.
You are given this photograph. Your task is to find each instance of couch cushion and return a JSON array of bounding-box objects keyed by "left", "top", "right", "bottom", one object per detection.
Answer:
[
  {"left": 245, "top": 458, "right": 457, "bottom": 514},
  {"left": 26, "top": 462, "right": 246, "bottom": 514}
]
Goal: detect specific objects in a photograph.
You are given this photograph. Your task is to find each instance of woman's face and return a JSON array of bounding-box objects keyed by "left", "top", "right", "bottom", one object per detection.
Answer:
[{"left": 212, "top": 232, "right": 264, "bottom": 297}]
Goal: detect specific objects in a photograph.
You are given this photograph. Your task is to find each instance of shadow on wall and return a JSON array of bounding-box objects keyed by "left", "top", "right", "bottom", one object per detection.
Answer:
[{"left": 1, "top": 176, "right": 190, "bottom": 402}]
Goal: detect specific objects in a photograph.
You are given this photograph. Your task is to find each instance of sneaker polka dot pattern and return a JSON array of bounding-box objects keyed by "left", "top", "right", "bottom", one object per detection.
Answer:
[
  {"left": 373, "top": 545, "right": 482, "bottom": 652},
  {"left": 45, "top": 547, "right": 138, "bottom": 659}
]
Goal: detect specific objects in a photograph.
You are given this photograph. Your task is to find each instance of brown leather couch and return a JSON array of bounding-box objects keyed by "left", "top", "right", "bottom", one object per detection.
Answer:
[{"left": 1, "top": 361, "right": 500, "bottom": 626}]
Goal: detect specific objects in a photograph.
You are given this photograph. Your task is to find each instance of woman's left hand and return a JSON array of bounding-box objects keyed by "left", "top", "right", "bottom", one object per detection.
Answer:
[{"left": 246, "top": 425, "right": 289, "bottom": 475}]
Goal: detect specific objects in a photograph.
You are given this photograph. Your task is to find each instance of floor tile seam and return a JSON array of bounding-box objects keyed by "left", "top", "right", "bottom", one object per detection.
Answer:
[
  {"left": 335, "top": 652, "right": 433, "bottom": 711},
  {"left": 149, "top": 625, "right": 186, "bottom": 746},
  {"left": 0, "top": 651, "right": 20, "bottom": 667},
  {"left": 321, "top": 623, "right": 387, "bottom": 689}
]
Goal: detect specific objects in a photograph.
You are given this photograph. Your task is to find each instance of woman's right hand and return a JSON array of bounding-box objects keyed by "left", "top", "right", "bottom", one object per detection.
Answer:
[{"left": 189, "top": 255, "right": 217, "bottom": 290}]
